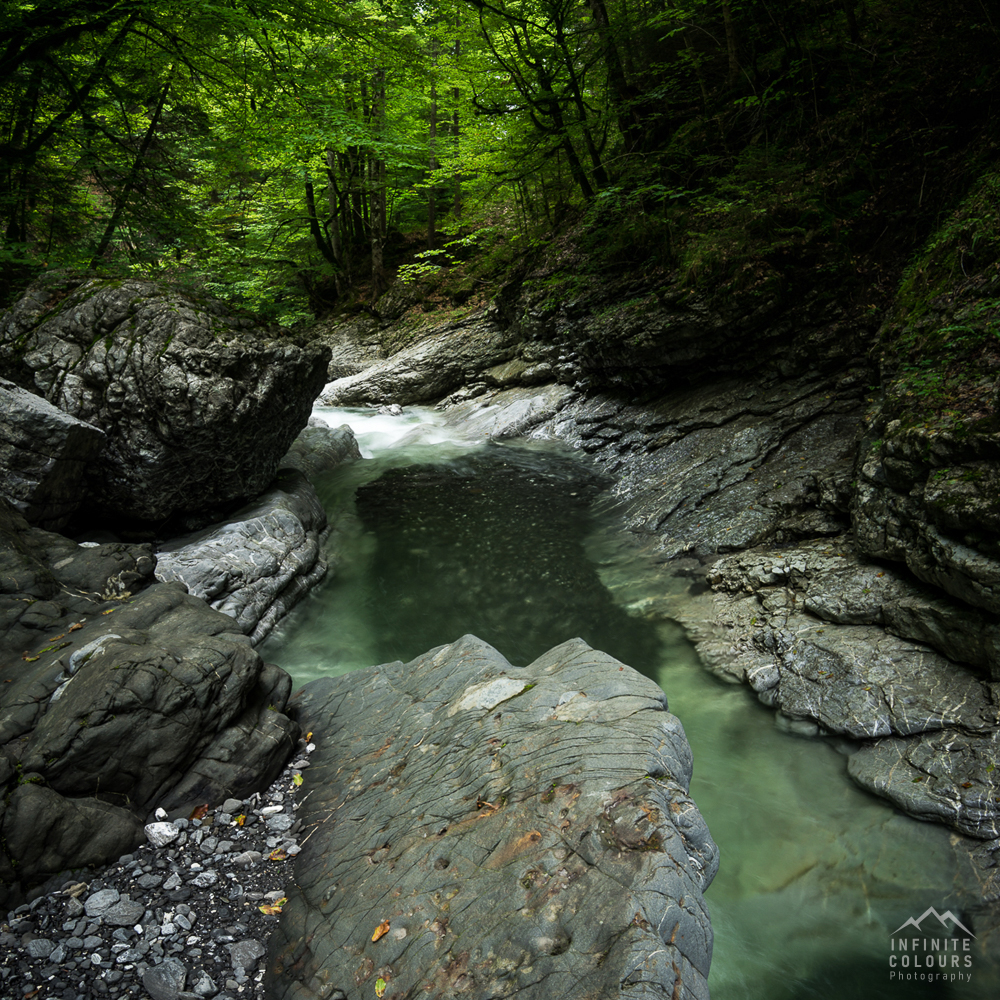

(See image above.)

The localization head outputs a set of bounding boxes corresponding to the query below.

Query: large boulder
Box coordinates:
[0,273,330,523]
[0,499,298,907]
[267,635,718,1000]
[0,377,105,530]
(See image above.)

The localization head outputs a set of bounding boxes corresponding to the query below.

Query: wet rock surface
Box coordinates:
[0,738,312,1000]
[0,500,298,908]
[663,537,1000,839]
[320,313,519,406]
[278,419,362,482]
[154,471,331,647]
[0,273,330,524]
[0,378,105,531]
[267,634,718,1000]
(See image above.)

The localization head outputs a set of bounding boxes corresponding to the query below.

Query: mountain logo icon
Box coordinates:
[891,907,975,938]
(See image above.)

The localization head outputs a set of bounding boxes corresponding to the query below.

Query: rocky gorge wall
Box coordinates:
[315,273,1000,938]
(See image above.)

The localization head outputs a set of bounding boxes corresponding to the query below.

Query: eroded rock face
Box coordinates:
[667,537,1000,839]
[267,635,717,1000]
[0,378,106,531]
[0,273,330,523]
[853,418,1000,617]
[154,470,331,646]
[0,499,298,907]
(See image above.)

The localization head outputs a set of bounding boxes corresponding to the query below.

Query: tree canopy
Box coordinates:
[2,1,998,322]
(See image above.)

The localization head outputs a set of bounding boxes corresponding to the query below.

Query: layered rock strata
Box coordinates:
[267,635,718,1000]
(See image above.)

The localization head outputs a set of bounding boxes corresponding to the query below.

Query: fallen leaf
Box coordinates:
[375,978,387,998]
[259,901,285,915]
[234,814,246,826]
[305,731,313,741]
[21,654,39,662]
[68,622,84,632]
[48,633,65,642]
[269,848,288,861]
[189,803,209,821]
[961,781,973,788]
[371,920,390,942]
[101,609,114,615]
[293,773,304,787]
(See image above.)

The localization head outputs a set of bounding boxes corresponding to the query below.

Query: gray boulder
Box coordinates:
[0,499,298,907]
[0,273,330,522]
[320,312,519,405]
[279,418,363,480]
[0,378,105,530]
[266,635,717,1000]
[154,469,331,646]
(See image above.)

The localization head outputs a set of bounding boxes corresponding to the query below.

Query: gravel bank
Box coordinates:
[1,736,314,1000]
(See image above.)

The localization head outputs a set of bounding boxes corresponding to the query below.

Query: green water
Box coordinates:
[262,407,999,999]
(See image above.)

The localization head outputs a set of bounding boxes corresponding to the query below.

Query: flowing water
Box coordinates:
[262,406,999,1000]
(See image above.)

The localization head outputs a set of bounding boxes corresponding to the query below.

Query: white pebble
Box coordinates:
[143,822,179,848]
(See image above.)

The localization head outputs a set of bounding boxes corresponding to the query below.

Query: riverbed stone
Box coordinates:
[143,957,188,1000]
[0,272,330,523]
[266,634,718,1000]
[320,312,519,406]
[154,469,331,645]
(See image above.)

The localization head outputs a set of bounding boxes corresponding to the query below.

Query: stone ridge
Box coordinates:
[266,634,717,1000]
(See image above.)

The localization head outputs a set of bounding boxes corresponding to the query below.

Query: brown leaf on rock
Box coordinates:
[371,920,390,942]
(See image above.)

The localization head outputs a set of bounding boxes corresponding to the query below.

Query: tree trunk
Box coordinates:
[89,75,171,268]
[722,1,740,86]
[428,42,438,251]
[453,37,462,218]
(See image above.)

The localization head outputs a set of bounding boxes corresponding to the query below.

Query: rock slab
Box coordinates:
[266,635,718,1000]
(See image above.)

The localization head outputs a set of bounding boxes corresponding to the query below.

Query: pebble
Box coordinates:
[1,741,314,999]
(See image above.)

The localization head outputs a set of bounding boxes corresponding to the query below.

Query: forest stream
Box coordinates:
[261,407,1000,1000]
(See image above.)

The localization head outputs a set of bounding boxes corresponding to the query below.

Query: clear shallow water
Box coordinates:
[262,406,999,1000]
